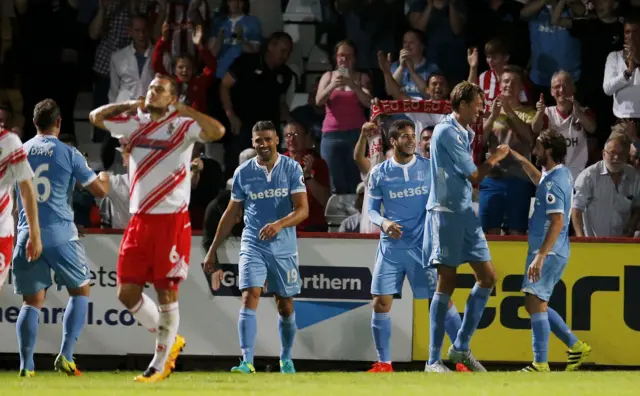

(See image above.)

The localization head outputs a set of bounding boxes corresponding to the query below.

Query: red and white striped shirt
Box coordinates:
[478,70,529,113]
[103,109,204,215]
[0,130,34,237]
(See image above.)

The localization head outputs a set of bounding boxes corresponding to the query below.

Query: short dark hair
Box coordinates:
[154,73,179,96]
[501,65,525,84]
[252,120,277,134]
[427,72,447,85]
[538,130,567,164]
[404,28,425,45]
[389,119,415,141]
[33,99,61,131]
[484,37,510,56]
[268,31,293,47]
[285,119,309,135]
[449,81,483,112]
[130,14,149,27]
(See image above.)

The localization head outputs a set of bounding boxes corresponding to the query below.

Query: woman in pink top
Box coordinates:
[316,40,372,194]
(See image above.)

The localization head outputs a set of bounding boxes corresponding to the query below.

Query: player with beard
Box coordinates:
[89,74,226,382]
[203,121,309,374]
[509,130,591,372]
[366,119,461,373]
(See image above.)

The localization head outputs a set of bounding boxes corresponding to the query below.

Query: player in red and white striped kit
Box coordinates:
[0,129,42,289]
[89,74,225,382]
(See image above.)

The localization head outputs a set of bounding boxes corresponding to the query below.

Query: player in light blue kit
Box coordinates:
[13,100,109,377]
[509,130,591,372]
[423,82,510,372]
[203,121,309,374]
[365,120,461,373]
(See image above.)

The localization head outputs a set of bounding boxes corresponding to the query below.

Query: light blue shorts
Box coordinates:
[238,250,301,297]
[423,208,491,268]
[521,254,568,302]
[12,234,90,296]
[371,244,436,299]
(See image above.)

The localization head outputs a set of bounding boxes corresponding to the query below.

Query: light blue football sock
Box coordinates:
[17,305,40,371]
[531,312,550,363]
[428,292,450,365]
[238,306,257,364]
[453,283,492,351]
[371,311,391,362]
[278,312,297,361]
[444,305,462,344]
[60,296,89,361]
[547,307,578,348]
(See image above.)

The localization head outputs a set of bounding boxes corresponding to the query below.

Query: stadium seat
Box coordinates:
[290,93,309,110]
[283,0,322,22]
[325,194,358,230]
[284,22,316,59]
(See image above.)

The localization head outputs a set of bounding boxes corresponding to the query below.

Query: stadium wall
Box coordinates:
[0,232,637,367]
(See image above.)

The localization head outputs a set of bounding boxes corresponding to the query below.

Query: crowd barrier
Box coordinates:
[0,232,637,366]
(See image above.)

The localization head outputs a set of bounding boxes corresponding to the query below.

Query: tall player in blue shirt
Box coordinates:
[203,121,308,374]
[509,130,591,373]
[423,82,510,372]
[366,120,461,373]
[13,100,109,377]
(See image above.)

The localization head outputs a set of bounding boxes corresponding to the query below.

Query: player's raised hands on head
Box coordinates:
[259,222,282,240]
[382,219,403,240]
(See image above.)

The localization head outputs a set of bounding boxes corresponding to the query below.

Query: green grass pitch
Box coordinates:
[3,371,640,396]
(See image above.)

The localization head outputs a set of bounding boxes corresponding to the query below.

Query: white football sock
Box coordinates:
[130,294,159,332]
[149,302,179,371]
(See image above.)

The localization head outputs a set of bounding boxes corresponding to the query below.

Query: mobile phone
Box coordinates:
[338,67,349,77]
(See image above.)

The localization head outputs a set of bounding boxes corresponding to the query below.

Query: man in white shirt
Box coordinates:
[603,20,640,124]
[108,15,154,104]
[533,71,596,180]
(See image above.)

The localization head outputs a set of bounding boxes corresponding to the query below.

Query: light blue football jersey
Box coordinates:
[427,115,477,213]
[368,155,431,249]
[231,154,306,257]
[17,135,97,247]
[528,165,573,258]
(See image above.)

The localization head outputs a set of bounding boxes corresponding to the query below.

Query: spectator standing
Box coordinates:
[572,135,640,237]
[219,31,294,177]
[390,29,439,98]
[316,40,372,194]
[152,22,217,112]
[521,0,582,104]
[603,19,640,131]
[532,71,596,180]
[108,15,154,103]
[480,66,536,235]
[284,121,331,232]
[157,0,211,59]
[408,0,468,84]
[568,0,623,142]
[84,0,155,141]
[15,0,82,140]
[208,0,262,79]
[468,38,529,113]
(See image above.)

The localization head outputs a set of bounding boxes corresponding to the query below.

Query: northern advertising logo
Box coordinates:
[202,264,387,329]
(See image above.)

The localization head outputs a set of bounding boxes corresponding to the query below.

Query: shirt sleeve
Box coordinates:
[245,17,263,44]
[572,168,592,211]
[71,148,98,187]
[367,165,382,200]
[230,168,246,202]
[438,126,477,178]
[103,115,139,139]
[182,118,204,143]
[7,135,34,183]
[544,181,566,215]
[289,161,307,194]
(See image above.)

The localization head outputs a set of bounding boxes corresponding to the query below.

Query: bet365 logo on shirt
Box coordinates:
[249,188,289,200]
[389,186,428,199]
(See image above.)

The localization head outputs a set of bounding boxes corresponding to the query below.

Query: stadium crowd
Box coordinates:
[1,0,640,242]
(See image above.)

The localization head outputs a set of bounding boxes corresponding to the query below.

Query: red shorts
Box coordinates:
[117,212,191,290]
[0,236,13,289]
